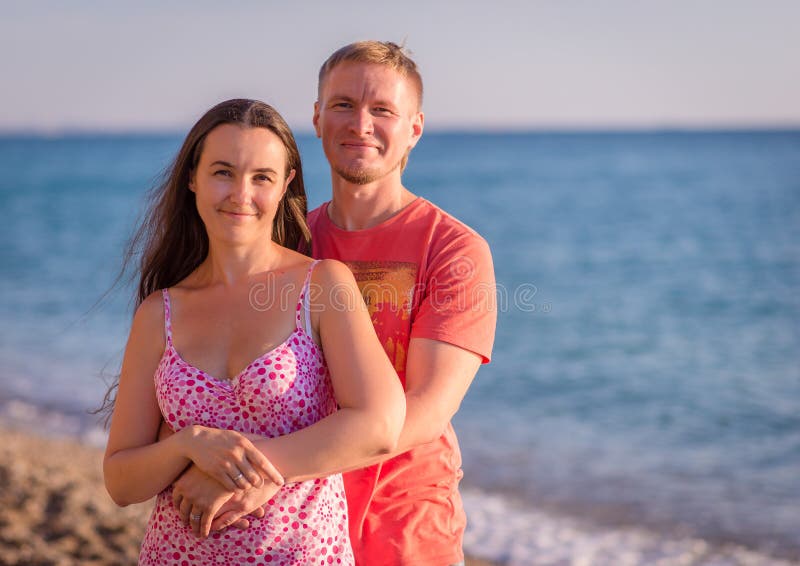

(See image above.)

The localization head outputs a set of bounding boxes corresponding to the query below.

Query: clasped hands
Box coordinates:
[161,422,284,539]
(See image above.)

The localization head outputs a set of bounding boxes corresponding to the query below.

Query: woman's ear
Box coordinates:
[282,169,296,198]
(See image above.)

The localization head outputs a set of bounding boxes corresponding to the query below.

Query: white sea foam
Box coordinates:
[0,397,107,447]
[462,489,799,566]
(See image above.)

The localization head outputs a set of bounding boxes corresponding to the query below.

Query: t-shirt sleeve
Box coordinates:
[410,232,497,363]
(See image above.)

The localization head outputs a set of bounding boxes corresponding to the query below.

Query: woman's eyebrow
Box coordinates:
[208,161,277,174]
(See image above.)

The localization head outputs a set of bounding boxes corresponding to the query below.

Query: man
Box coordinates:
[308,41,496,565]
[169,41,496,565]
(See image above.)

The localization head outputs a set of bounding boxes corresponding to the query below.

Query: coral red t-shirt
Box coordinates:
[308,197,496,565]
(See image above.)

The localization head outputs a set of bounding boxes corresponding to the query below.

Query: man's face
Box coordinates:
[313,62,423,185]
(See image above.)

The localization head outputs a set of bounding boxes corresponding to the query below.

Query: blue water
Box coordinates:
[1,131,799,561]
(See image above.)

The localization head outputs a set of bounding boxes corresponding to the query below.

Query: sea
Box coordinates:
[1,130,798,565]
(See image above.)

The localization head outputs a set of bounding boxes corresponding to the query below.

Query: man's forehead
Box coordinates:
[320,62,419,104]
[326,61,403,83]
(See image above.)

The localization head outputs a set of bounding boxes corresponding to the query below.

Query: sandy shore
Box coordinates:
[0,426,151,565]
[0,424,497,565]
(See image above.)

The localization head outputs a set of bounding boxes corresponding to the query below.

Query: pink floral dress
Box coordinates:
[139,261,353,565]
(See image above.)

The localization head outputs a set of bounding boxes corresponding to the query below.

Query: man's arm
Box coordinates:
[243,338,481,475]
[381,337,482,454]
[279,336,482,472]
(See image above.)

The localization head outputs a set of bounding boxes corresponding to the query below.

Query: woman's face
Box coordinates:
[189,124,295,248]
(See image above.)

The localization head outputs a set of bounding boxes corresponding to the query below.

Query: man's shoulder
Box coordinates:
[413,198,489,250]
[307,202,328,229]
[306,196,489,253]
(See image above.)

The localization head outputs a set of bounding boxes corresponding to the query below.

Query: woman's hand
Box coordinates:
[173,465,280,538]
[180,425,283,491]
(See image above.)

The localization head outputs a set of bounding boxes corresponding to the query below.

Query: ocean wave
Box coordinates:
[462,488,800,566]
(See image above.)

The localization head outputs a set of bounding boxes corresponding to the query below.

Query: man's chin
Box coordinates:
[335,166,382,185]
[334,161,402,186]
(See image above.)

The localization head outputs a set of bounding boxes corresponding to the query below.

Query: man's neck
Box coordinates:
[328,176,417,231]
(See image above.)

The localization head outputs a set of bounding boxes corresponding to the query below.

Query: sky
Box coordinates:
[1,0,799,133]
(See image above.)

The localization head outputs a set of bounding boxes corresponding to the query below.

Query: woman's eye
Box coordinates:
[213,169,232,177]
[254,174,273,183]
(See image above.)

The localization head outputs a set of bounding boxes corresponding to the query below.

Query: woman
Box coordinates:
[103,99,405,565]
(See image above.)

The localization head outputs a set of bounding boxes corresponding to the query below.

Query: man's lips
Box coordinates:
[341,140,380,150]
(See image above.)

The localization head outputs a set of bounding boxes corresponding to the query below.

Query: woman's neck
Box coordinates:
[194,240,284,287]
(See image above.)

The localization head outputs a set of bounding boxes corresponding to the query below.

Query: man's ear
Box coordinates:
[408,111,424,150]
[312,101,322,138]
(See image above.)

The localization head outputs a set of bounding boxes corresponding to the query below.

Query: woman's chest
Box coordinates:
[154,338,336,436]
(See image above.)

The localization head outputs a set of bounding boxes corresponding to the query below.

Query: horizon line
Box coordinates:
[2,123,800,139]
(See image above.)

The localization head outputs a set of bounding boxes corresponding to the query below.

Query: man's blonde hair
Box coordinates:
[317,40,423,109]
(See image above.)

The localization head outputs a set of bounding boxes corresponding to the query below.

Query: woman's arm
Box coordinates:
[249,259,406,482]
[103,293,276,506]
[171,260,406,533]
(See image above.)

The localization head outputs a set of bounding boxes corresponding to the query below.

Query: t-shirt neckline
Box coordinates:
[321,197,425,236]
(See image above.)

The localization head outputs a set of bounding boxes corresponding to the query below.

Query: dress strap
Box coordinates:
[295,260,321,333]
[161,289,173,345]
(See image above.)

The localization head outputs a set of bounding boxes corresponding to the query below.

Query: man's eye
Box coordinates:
[332,102,351,109]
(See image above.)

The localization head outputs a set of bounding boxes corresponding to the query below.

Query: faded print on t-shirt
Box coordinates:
[343,260,417,375]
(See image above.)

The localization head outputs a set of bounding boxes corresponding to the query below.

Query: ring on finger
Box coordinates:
[232,472,245,483]
[190,513,201,522]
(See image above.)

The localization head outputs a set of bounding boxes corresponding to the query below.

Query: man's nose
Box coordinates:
[349,107,374,136]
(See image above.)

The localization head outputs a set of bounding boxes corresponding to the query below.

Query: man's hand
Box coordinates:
[173,465,235,538]
[209,480,281,532]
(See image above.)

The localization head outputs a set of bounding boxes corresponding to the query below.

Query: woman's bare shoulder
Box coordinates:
[308,259,361,316]
[310,258,355,286]
[130,290,166,337]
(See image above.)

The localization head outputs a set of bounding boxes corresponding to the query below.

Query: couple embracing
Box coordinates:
[104,40,496,566]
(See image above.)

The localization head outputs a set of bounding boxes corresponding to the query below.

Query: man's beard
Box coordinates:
[334,158,402,185]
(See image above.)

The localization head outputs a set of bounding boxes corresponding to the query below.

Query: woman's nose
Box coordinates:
[229,177,252,204]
